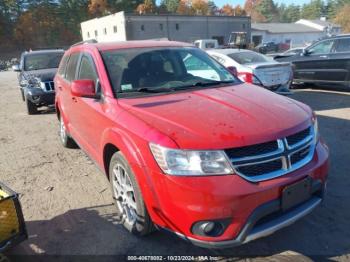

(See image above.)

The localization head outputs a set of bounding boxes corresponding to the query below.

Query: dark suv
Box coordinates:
[13,49,64,114]
[255,42,279,54]
[275,34,350,88]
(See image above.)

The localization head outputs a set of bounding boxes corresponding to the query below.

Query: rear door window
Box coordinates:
[335,38,350,53]
[65,53,80,82]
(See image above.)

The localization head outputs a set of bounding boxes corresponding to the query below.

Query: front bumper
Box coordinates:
[187,185,323,248]
[145,141,329,248]
[26,88,55,106]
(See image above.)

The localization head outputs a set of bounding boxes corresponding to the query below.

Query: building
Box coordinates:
[251,19,342,48]
[81,11,251,45]
[296,19,342,36]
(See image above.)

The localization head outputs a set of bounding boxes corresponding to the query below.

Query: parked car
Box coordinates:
[255,42,279,54]
[194,39,219,50]
[275,34,350,88]
[207,49,293,94]
[55,40,329,249]
[12,49,64,114]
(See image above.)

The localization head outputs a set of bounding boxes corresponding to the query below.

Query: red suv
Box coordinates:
[54,41,329,248]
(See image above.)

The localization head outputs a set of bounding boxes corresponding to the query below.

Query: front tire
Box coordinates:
[26,98,37,115]
[109,152,154,236]
[59,115,76,148]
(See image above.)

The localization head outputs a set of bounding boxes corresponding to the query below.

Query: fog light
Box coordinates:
[191,219,231,237]
[201,222,223,236]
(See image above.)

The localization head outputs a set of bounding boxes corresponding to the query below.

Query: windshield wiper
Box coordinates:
[121,81,236,94]
[134,87,174,93]
[173,80,235,90]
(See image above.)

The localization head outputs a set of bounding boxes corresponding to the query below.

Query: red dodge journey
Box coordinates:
[54,40,329,249]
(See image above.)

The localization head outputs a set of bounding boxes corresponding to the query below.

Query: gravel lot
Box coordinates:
[1,71,349,261]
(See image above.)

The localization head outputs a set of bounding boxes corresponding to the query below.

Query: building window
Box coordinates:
[141,25,145,31]
[176,23,179,30]
[103,28,107,35]
[94,30,98,37]
[87,32,90,38]
[160,24,163,31]
[242,24,246,29]
[113,26,117,33]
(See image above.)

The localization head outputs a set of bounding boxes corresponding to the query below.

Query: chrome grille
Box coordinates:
[286,127,311,147]
[42,81,55,92]
[225,141,278,159]
[236,159,283,177]
[226,126,315,182]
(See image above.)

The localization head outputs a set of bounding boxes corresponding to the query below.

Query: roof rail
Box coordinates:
[71,39,98,47]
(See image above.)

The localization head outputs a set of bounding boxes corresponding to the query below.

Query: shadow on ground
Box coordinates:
[6,89,350,260]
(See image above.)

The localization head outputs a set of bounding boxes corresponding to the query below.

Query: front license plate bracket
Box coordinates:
[282,177,312,211]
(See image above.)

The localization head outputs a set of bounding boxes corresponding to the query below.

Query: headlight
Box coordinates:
[149,143,233,176]
[20,79,28,86]
[28,77,42,88]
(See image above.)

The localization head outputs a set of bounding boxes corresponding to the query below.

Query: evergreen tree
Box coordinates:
[160,0,180,13]
[301,0,325,20]
[256,0,279,22]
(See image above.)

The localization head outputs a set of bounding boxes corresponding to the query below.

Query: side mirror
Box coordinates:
[227,66,238,77]
[71,79,97,98]
[302,49,310,56]
[12,64,21,72]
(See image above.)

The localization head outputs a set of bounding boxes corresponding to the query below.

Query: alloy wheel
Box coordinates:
[112,163,138,227]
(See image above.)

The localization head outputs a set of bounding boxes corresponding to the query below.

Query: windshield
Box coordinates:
[228,51,271,65]
[24,52,64,71]
[101,47,238,97]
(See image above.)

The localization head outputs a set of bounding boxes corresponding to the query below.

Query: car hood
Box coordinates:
[119,84,312,149]
[22,68,57,82]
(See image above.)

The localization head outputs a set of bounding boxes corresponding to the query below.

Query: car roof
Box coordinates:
[71,40,193,52]
[208,48,255,55]
[329,34,350,38]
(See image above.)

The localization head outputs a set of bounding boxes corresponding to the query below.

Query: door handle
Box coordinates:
[58,86,62,91]
[319,55,328,58]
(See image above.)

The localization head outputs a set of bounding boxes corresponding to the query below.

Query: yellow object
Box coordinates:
[0,184,27,252]
[0,198,20,244]
[0,189,9,199]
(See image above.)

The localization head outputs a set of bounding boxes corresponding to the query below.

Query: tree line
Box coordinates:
[1,0,350,52]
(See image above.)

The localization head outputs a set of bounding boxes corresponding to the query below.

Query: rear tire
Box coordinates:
[109,152,154,236]
[59,115,77,148]
[26,98,37,115]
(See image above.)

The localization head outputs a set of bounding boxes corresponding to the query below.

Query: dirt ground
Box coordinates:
[0,71,349,261]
